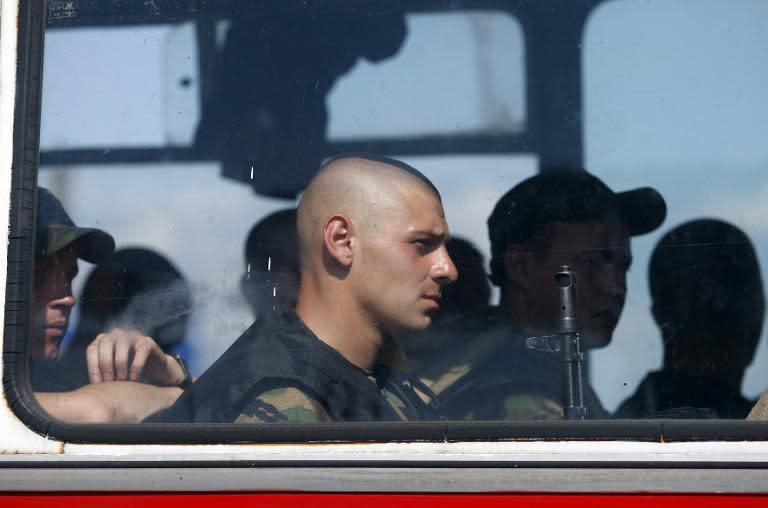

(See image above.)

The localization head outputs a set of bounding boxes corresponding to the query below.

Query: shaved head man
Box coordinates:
[296,156,455,366]
[157,155,457,423]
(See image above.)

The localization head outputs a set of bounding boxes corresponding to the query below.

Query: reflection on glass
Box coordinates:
[27,0,768,428]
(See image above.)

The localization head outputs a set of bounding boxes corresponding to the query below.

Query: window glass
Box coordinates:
[327,12,525,139]
[41,23,200,148]
[584,0,768,415]
[22,0,768,434]
[32,2,543,429]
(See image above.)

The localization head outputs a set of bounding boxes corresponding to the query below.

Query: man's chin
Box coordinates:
[415,312,435,330]
[42,338,61,361]
[582,313,619,349]
[390,316,433,338]
[581,329,613,349]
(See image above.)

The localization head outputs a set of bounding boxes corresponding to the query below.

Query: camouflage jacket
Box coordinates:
[406,306,608,420]
[155,310,437,423]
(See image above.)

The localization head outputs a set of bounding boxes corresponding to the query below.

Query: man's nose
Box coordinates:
[51,291,76,309]
[433,247,459,285]
[604,266,627,299]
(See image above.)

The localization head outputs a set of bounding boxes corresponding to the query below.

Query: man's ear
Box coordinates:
[323,214,354,268]
[503,243,535,286]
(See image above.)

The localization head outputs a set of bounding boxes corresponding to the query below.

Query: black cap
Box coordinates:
[36,187,115,264]
[488,171,666,285]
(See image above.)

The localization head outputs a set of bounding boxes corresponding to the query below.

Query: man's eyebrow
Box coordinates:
[409,228,449,240]
[582,246,633,266]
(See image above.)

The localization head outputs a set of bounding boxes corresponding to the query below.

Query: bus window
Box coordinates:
[6,0,768,441]
[327,11,526,140]
[41,23,200,149]
[584,0,768,418]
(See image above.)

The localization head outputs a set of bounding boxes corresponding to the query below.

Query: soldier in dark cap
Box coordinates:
[31,188,190,423]
[30,188,115,365]
[411,170,666,420]
[43,247,193,393]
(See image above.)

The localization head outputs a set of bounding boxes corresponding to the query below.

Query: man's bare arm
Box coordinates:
[748,389,768,420]
[36,382,183,424]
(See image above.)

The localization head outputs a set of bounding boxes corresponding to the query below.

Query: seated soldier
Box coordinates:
[38,247,193,393]
[408,171,666,420]
[155,154,458,422]
[31,188,190,423]
[616,219,764,419]
[240,208,300,319]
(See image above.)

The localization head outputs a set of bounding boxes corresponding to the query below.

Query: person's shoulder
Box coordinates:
[235,386,330,423]
[203,311,305,372]
[613,372,656,418]
[439,368,565,420]
[409,306,519,393]
[500,394,564,420]
[150,312,307,423]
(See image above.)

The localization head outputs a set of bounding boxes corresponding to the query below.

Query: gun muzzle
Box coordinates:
[556,266,578,334]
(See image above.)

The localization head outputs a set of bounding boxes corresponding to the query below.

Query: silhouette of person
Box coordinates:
[196,6,407,197]
[240,209,300,319]
[615,219,764,419]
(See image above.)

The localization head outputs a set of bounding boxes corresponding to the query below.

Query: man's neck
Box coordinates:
[295,287,384,373]
[499,299,549,338]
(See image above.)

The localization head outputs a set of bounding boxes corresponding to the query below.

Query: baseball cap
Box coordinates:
[36,187,115,264]
[488,170,666,285]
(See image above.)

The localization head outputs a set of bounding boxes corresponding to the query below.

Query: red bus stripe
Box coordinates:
[1,493,768,507]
